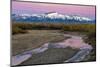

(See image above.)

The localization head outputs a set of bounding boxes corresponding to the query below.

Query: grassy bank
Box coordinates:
[12,22,95,34]
[83,31,96,61]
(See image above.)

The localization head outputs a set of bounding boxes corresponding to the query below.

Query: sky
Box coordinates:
[12,1,96,19]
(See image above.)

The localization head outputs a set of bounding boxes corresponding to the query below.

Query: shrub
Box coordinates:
[12,26,27,35]
[12,22,95,35]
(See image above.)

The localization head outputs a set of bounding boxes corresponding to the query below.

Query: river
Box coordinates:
[11,33,92,66]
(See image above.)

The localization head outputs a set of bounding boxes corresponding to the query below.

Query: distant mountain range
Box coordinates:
[12,12,95,24]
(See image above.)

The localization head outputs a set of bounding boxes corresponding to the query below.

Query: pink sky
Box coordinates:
[12,1,96,19]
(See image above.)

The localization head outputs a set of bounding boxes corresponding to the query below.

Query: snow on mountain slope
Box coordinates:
[12,12,94,23]
[46,12,66,19]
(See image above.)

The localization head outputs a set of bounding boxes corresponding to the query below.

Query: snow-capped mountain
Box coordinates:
[12,12,95,24]
[45,12,92,21]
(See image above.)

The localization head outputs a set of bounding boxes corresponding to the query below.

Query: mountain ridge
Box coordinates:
[12,12,95,24]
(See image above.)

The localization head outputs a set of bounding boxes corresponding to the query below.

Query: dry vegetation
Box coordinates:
[12,22,95,34]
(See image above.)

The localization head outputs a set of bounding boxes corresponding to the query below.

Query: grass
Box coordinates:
[83,31,96,61]
[12,26,27,35]
[12,22,95,34]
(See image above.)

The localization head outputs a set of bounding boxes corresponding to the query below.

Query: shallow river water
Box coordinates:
[12,34,92,66]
